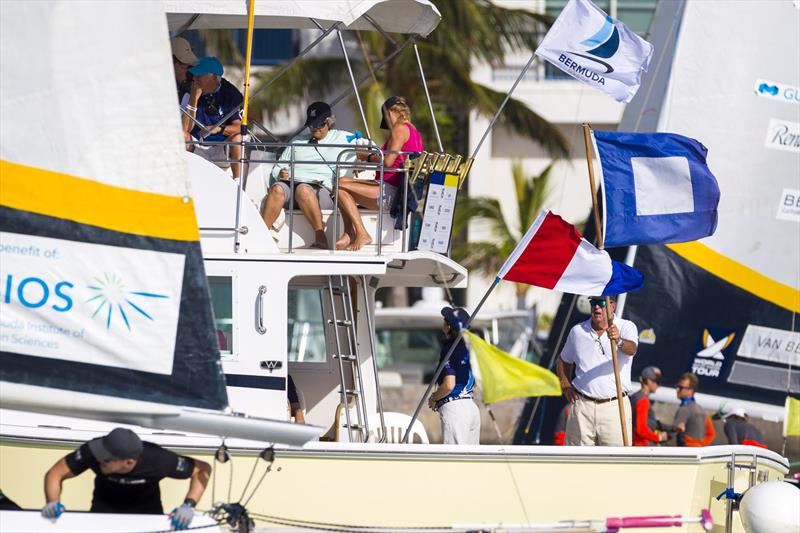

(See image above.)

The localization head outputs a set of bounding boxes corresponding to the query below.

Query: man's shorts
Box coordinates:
[191,137,230,167]
[271,180,334,210]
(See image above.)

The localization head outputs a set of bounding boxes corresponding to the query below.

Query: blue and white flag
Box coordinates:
[535,0,653,103]
[593,130,721,248]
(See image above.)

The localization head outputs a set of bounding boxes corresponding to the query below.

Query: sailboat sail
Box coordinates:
[0,1,227,410]
[617,0,800,412]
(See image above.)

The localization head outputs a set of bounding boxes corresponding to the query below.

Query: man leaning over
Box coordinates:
[180,56,244,180]
[557,295,638,446]
[42,428,210,530]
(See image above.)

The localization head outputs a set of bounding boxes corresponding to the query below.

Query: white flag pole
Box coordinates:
[582,123,629,446]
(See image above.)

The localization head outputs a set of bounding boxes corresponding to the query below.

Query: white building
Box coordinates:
[466,0,657,317]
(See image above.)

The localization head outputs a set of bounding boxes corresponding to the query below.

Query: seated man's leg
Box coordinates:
[262,182,287,229]
[335,189,373,251]
[295,184,328,249]
[184,131,195,152]
[227,133,242,180]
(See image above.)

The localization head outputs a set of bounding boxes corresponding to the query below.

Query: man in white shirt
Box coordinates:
[557,295,638,446]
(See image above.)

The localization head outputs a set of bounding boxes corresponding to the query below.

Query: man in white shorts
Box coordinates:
[180,57,243,180]
[557,295,638,446]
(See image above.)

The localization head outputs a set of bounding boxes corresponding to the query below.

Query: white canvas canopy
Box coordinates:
[164,0,441,36]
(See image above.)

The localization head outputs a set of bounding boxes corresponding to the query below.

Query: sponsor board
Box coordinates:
[754,79,800,106]
[736,324,800,367]
[764,118,800,153]
[777,188,800,222]
[0,232,185,374]
[690,327,736,378]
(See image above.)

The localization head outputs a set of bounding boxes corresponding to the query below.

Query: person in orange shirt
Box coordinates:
[629,366,669,446]
[553,404,569,445]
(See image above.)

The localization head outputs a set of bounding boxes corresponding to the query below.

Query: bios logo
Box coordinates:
[754,79,800,105]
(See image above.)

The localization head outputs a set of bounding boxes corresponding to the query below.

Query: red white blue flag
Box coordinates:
[497,211,643,296]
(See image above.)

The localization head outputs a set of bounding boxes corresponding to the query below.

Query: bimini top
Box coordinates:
[164,0,442,36]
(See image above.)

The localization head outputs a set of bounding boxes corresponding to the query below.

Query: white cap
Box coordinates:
[170,37,198,65]
[723,405,747,419]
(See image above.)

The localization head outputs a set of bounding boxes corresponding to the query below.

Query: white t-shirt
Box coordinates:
[560,316,639,399]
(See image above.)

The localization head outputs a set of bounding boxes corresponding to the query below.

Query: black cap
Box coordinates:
[379,96,405,129]
[640,366,662,383]
[441,306,470,325]
[305,101,332,128]
[88,428,143,461]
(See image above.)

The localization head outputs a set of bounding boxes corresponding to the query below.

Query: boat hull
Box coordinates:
[0,436,788,531]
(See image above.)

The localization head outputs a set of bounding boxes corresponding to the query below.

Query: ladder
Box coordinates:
[325,275,369,442]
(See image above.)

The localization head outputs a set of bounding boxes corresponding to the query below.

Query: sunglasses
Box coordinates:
[588,299,607,308]
[676,385,693,390]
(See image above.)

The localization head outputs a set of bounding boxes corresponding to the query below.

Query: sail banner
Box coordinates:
[0,1,227,410]
[535,0,653,103]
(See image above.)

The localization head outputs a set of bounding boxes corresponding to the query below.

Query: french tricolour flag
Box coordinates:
[497,210,643,296]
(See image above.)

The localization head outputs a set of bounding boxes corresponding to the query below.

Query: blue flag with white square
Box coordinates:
[593,130,720,247]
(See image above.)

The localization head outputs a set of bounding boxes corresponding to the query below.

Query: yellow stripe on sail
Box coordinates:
[667,241,800,314]
[464,330,561,404]
[785,396,800,437]
[0,160,199,242]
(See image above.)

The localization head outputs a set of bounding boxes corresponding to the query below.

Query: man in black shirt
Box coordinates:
[41,428,211,530]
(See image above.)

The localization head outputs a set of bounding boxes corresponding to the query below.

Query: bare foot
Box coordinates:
[347,233,373,251]
[335,233,352,250]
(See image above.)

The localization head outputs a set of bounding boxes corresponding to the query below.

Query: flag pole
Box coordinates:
[582,123,630,446]
[401,278,500,443]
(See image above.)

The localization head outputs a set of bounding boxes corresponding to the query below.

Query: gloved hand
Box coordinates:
[42,501,65,520]
[170,502,195,530]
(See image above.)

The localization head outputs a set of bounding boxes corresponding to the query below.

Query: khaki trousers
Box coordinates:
[565,395,632,446]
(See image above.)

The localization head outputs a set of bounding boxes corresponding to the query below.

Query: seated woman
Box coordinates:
[335,96,423,251]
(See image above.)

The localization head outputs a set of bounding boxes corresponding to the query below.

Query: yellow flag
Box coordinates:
[464,330,561,404]
[784,396,800,437]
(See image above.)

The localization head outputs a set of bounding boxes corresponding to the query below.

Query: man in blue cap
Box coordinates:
[427,306,480,444]
[180,56,244,180]
[41,427,210,530]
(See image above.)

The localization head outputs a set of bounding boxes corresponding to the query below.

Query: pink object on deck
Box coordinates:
[604,509,713,532]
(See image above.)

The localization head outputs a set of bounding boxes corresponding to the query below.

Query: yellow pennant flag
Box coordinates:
[464,330,561,404]
[784,396,800,437]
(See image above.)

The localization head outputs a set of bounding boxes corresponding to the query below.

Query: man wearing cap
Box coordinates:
[42,428,211,529]
[170,36,198,102]
[180,56,244,180]
[427,306,480,444]
[261,101,357,249]
[721,406,766,448]
[629,366,669,446]
[557,295,638,446]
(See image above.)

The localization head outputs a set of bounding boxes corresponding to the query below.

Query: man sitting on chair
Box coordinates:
[261,102,356,249]
[180,56,244,180]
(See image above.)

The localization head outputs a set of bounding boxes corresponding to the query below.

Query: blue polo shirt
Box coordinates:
[436,336,474,407]
[180,78,243,142]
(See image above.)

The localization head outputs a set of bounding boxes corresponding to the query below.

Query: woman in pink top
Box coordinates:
[335,96,424,251]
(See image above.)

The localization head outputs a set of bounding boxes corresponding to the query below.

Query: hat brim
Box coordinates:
[88,437,116,461]
[306,116,329,129]
[379,116,388,130]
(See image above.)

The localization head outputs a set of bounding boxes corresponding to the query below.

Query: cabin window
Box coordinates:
[208,276,234,357]
[287,288,327,363]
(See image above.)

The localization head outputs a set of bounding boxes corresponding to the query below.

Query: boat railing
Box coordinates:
[187,135,469,256]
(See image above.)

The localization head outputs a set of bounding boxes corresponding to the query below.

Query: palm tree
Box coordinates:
[452,160,552,309]
[202,0,569,159]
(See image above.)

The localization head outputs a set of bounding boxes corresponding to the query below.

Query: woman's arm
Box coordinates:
[377,123,410,168]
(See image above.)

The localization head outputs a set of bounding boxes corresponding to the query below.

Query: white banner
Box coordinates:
[0,232,185,375]
[535,0,653,103]
[737,324,800,366]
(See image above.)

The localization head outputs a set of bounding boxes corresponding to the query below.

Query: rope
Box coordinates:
[237,455,260,503]
[248,512,456,532]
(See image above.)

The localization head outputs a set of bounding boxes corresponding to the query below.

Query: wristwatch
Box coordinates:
[183,498,197,508]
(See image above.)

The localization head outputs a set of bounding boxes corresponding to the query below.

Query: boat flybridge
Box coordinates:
[0,1,792,532]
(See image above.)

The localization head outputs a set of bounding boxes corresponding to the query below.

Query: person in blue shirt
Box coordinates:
[427,306,480,444]
[180,57,244,180]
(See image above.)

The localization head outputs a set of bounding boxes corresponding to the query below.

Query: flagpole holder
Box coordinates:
[582,123,630,447]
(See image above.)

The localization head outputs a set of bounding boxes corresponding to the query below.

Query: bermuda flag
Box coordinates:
[497,210,643,296]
